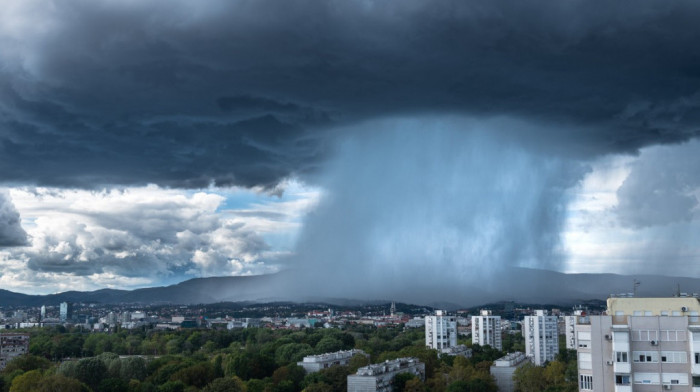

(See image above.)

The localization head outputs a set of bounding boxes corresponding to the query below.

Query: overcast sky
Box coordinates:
[1,0,700,295]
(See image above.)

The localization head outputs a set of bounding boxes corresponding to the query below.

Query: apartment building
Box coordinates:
[425,310,458,351]
[574,296,700,391]
[347,357,425,392]
[472,309,502,350]
[524,309,559,365]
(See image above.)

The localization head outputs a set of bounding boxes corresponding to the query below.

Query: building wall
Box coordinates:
[0,333,29,370]
[347,358,425,392]
[472,311,502,350]
[425,311,458,351]
[524,310,559,366]
[576,297,700,392]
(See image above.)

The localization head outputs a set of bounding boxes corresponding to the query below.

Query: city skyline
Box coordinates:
[1,1,700,296]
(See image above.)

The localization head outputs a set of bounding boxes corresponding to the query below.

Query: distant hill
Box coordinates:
[0,268,698,307]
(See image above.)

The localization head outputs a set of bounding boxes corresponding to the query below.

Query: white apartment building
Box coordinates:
[298,349,368,373]
[566,310,585,350]
[425,310,458,352]
[574,296,700,391]
[472,310,502,350]
[524,309,559,365]
[347,357,425,392]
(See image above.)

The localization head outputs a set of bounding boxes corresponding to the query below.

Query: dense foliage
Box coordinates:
[0,324,573,392]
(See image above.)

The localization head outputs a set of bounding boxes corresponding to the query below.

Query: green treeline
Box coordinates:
[0,325,576,392]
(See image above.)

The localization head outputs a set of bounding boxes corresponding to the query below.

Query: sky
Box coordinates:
[1,0,700,296]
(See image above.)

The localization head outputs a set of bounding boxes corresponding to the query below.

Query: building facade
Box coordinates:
[298,349,368,373]
[575,296,700,391]
[490,352,530,392]
[347,357,425,392]
[0,333,29,370]
[59,302,72,322]
[566,310,585,350]
[524,309,559,366]
[472,310,502,350]
[425,310,458,351]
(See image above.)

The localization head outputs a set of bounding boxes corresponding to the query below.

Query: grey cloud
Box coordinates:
[0,192,28,247]
[280,119,588,302]
[2,1,700,188]
[616,140,700,228]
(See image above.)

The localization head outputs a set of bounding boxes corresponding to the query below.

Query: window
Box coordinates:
[660,352,687,363]
[631,330,658,341]
[616,352,628,363]
[633,351,658,363]
[695,352,700,364]
[693,376,700,387]
[579,375,593,390]
[615,375,630,385]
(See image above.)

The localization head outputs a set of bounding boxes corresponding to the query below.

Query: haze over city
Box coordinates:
[1,0,700,303]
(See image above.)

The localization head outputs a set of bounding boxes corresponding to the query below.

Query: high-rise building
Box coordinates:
[524,310,559,366]
[425,310,458,351]
[40,305,46,320]
[472,310,502,350]
[565,309,585,350]
[59,302,72,322]
[574,296,700,391]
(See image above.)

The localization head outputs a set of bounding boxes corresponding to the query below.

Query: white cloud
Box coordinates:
[563,143,700,276]
[1,182,319,294]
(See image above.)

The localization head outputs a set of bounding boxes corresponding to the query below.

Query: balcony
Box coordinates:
[615,386,631,392]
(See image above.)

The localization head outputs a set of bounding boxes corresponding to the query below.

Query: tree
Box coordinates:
[404,378,426,392]
[513,363,547,392]
[1,355,51,374]
[393,373,417,392]
[9,369,43,392]
[37,374,91,392]
[201,377,247,392]
[75,356,108,390]
[302,382,332,392]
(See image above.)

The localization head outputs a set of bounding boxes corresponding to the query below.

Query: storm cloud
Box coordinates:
[2,0,700,190]
[1,1,700,296]
[0,191,27,246]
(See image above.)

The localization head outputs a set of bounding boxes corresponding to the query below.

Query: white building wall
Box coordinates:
[471,310,502,350]
[425,310,458,351]
[524,310,559,366]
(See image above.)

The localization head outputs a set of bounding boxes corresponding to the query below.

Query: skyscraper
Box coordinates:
[59,302,72,322]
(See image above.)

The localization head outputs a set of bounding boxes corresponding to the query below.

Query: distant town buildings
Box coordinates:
[523,309,559,366]
[347,357,425,392]
[574,296,700,391]
[472,310,502,350]
[490,352,529,392]
[425,310,458,351]
[0,333,29,370]
[298,349,368,373]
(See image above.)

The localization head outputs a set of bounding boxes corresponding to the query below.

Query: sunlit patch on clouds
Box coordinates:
[563,140,700,276]
[0,180,320,294]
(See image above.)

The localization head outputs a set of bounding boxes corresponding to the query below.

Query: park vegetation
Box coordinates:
[0,324,576,391]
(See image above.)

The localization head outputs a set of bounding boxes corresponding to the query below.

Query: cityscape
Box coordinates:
[1,0,700,391]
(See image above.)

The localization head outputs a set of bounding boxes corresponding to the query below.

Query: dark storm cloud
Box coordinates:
[2,0,700,188]
[0,192,28,246]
